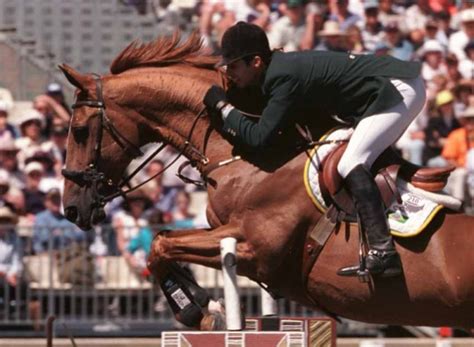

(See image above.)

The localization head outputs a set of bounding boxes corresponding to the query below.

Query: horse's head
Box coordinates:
[59,64,145,230]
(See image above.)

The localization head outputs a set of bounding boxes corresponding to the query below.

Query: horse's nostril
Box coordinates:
[64,206,78,223]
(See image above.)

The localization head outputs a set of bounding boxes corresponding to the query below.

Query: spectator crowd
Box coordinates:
[0,0,473,316]
[191,0,474,203]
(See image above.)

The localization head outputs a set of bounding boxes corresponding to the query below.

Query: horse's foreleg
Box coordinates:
[148,224,253,277]
[147,224,251,330]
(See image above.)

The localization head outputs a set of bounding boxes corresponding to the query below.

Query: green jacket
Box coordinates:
[222,50,421,149]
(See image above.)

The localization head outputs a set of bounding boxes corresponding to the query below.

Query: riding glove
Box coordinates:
[203,85,228,112]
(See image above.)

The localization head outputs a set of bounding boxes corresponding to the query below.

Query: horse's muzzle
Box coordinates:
[64,206,78,224]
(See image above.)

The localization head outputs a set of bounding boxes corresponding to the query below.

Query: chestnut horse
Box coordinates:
[61,33,474,329]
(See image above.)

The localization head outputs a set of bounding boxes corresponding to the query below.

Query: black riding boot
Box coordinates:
[337,164,402,278]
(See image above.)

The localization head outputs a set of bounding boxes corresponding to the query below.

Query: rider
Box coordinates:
[203,21,426,278]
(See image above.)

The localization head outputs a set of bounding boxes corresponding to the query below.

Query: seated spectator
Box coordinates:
[329,0,362,32]
[0,138,24,191]
[346,24,366,53]
[378,0,405,29]
[453,81,472,117]
[425,90,461,166]
[315,20,349,52]
[15,110,45,170]
[112,188,151,262]
[156,145,200,195]
[445,53,462,91]
[395,115,426,165]
[22,162,46,218]
[459,40,474,80]
[448,8,474,61]
[299,2,325,51]
[25,151,62,193]
[0,101,17,143]
[33,93,70,138]
[382,21,414,61]
[32,188,84,254]
[126,209,165,275]
[0,170,23,215]
[144,159,175,214]
[169,191,196,230]
[450,0,473,30]
[0,205,24,310]
[439,106,474,201]
[431,12,453,47]
[41,125,68,171]
[404,0,434,35]
[267,0,306,52]
[199,0,236,49]
[419,40,447,99]
[45,83,71,115]
[360,0,385,52]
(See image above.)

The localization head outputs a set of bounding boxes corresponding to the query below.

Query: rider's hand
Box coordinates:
[203,85,228,112]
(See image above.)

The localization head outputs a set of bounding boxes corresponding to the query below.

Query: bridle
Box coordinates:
[62,73,209,223]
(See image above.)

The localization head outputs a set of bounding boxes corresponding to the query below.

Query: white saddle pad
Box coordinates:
[303,128,458,238]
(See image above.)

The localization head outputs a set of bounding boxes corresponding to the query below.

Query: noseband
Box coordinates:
[62,73,209,217]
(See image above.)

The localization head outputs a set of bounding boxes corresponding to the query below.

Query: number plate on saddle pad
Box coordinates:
[303,128,444,238]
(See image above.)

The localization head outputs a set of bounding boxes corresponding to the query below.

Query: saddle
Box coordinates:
[301,142,455,290]
[319,143,455,219]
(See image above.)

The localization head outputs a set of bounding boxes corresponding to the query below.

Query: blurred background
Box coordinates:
[0,0,473,343]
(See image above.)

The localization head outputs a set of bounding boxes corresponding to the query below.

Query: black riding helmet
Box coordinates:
[217,21,272,67]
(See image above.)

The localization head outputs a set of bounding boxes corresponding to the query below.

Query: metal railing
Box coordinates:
[0,224,320,336]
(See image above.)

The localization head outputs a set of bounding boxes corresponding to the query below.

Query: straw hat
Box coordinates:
[319,21,347,37]
[123,188,153,210]
[0,205,18,224]
[435,90,454,107]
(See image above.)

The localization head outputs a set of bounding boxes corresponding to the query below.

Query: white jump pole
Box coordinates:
[260,288,278,316]
[220,237,242,331]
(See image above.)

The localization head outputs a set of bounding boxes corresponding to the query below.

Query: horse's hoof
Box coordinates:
[200,312,226,331]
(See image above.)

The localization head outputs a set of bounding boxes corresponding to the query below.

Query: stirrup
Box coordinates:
[337,216,370,282]
[337,262,370,282]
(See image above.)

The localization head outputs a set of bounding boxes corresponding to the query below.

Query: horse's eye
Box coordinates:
[72,126,89,143]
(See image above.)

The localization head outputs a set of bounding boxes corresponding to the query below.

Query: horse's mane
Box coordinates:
[110,31,220,74]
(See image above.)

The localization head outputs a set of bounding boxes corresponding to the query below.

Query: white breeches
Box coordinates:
[337,76,426,178]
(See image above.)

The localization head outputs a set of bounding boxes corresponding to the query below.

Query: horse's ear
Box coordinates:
[58,64,88,90]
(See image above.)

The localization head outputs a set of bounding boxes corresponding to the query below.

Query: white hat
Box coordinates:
[0,138,18,152]
[420,40,445,56]
[460,106,474,118]
[461,8,474,23]
[0,169,9,185]
[25,161,44,175]
[46,82,62,93]
[319,21,347,37]
[18,109,44,127]
[0,101,8,113]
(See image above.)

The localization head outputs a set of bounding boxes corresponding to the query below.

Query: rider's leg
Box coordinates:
[336,76,426,277]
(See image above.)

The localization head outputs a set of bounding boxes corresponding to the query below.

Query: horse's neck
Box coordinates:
[113,67,233,171]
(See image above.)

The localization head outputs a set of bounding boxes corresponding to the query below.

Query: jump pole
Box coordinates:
[261,288,278,316]
[220,237,242,330]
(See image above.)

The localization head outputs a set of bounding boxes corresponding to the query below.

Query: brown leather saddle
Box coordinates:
[318,143,455,219]
[300,142,455,292]
[302,143,455,300]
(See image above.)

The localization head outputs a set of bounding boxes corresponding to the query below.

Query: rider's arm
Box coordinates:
[221,75,302,149]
